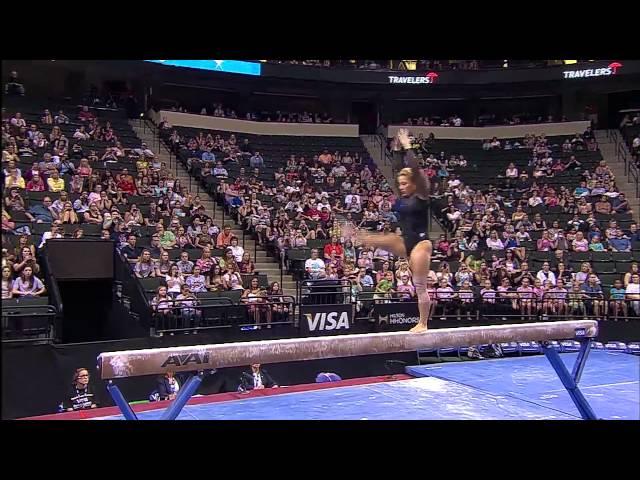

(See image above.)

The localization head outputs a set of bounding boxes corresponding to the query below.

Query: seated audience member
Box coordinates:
[305,249,326,279]
[134,250,156,278]
[238,363,278,391]
[12,266,46,297]
[149,371,181,402]
[63,368,98,412]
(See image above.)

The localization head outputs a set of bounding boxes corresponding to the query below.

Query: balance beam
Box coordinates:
[97,320,597,379]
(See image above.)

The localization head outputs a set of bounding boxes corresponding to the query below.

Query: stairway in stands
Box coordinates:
[595,129,640,223]
[128,120,299,299]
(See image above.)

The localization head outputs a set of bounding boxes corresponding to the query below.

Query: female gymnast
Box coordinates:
[355,128,434,333]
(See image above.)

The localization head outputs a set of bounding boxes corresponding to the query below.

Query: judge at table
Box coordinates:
[238,363,278,392]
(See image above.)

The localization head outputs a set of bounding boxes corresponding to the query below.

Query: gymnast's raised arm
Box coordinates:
[396,128,430,199]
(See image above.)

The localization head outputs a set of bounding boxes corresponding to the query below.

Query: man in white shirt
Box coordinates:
[39,222,64,248]
[536,262,557,286]
[305,249,326,279]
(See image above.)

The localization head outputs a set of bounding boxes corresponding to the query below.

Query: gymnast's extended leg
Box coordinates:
[357,230,408,258]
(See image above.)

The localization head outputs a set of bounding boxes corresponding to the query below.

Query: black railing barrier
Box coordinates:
[2,305,58,342]
[297,279,352,306]
[115,253,153,329]
[151,294,296,335]
[349,289,640,323]
[40,252,64,340]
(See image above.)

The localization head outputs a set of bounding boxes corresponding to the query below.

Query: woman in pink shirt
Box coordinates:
[572,231,589,252]
[517,278,535,318]
[536,230,555,251]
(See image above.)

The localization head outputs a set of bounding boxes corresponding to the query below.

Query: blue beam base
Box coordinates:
[542,340,598,420]
[107,373,203,421]
[107,381,138,421]
[160,373,203,420]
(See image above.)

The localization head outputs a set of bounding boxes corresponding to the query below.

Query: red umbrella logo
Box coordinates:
[426,72,439,83]
[608,62,622,74]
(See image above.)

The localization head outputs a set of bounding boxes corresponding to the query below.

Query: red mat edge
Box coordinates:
[21,374,412,420]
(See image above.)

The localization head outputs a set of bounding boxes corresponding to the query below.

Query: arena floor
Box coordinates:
[85,351,638,420]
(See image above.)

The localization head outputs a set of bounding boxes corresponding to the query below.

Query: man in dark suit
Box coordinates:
[238,364,278,392]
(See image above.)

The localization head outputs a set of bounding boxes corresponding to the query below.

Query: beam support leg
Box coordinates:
[160,373,203,421]
[107,381,138,421]
[542,341,598,420]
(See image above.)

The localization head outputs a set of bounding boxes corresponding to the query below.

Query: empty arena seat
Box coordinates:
[604,341,628,352]
[498,342,520,354]
[626,343,640,355]
[518,341,543,353]
[560,340,582,352]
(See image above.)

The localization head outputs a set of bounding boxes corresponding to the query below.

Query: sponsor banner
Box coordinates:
[373,302,420,332]
[563,62,622,80]
[262,60,640,85]
[299,304,353,336]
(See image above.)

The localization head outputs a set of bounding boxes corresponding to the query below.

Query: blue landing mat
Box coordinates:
[406,351,640,420]
[94,377,575,420]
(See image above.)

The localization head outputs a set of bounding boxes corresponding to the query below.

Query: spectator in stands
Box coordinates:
[156,223,176,250]
[305,249,326,279]
[47,170,65,192]
[12,265,46,297]
[216,225,234,249]
[5,71,25,96]
[238,363,278,392]
[120,234,140,260]
[25,172,46,192]
[611,193,632,214]
[572,231,589,252]
[239,252,255,274]
[486,230,505,250]
[83,203,103,225]
[151,286,174,326]
[27,195,58,223]
[609,279,628,319]
[2,265,14,299]
[629,224,640,243]
[184,265,207,292]
[595,196,612,215]
[242,277,268,325]
[165,265,185,296]
[63,368,98,412]
[626,274,640,316]
[134,250,156,278]
[150,370,181,402]
[54,110,69,124]
[78,106,95,123]
[4,168,25,189]
[222,264,244,291]
[38,221,63,249]
[155,251,173,277]
[536,262,557,287]
[609,230,631,252]
[249,151,264,169]
[581,274,604,317]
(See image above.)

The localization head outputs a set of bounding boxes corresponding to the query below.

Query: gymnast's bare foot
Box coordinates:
[409,324,428,333]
